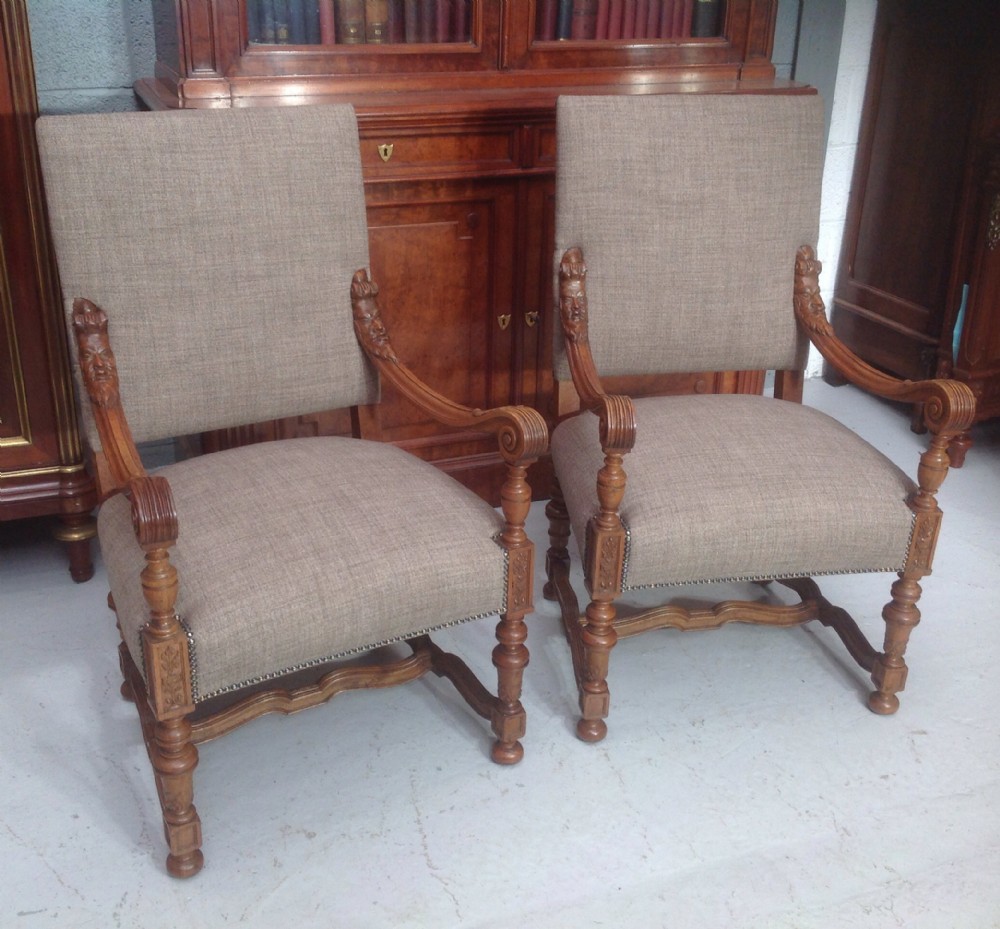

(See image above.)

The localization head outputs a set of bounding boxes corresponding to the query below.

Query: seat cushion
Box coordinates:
[551,395,918,590]
[99,437,507,701]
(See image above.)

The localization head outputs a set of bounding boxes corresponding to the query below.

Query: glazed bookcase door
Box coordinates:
[502,0,777,81]
[145,0,500,107]
[142,0,777,108]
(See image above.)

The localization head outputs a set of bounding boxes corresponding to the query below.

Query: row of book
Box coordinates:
[248,0,720,46]
[536,0,722,41]
[248,1,472,46]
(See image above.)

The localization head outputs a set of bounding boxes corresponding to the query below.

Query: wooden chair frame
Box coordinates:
[544,245,976,743]
[71,270,546,878]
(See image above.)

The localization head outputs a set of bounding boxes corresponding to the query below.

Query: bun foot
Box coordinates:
[576,718,607,742]
[867,690,900,715]
[491,740,524,765]
[166,849,204,879]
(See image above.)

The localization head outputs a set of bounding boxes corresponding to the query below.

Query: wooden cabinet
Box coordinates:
[0,0,95,578]
[139,0,789,502]
[831,0,1000,457]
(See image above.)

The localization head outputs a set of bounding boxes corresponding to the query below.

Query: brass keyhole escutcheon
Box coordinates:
[497,314,511,330]
[525,311,539,327]
[377,143,394,163]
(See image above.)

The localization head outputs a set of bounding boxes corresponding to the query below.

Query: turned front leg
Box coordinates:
[870,434,950,714]
[151,716,203,877]
[869,574,923,714]
[492,462,533,765]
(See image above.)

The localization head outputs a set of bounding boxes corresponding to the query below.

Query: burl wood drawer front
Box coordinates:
[358,127,519,181]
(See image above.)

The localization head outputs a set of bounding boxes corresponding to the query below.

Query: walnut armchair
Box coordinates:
[545,95,975,743]
[36,105,546,877]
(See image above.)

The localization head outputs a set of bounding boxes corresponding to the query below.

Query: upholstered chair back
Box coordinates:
[553,94,825,381]
[37,105,377,451]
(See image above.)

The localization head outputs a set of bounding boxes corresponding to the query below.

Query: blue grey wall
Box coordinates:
[27,0,154,114]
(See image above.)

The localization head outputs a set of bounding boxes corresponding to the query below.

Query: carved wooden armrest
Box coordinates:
[558,248,637,457]
[125,474,180,549]
[71,298,147,494]
[350,270,548,465]
[793,247,976,437]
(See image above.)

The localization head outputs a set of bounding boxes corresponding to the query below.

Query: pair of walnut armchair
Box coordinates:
[37,96,973,878]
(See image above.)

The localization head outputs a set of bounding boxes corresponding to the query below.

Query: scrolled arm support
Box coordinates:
[350,269,547,464]
[558,248,637,455]
[793,247,976,437]
[127,474,180,549]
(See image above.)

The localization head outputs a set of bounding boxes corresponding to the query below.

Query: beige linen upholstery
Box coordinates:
[100,438,506,701]
[551,395,917,590]
[553,94,823,381]
[36,105,376,449]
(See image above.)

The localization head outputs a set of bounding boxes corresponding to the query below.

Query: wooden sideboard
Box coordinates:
[831,0,999,461]
[0,0,95,578]
[138,0,797,503]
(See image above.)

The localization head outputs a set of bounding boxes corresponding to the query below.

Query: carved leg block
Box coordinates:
[490,705,526,765]
[577,690,610,743]
[869,576,922,715]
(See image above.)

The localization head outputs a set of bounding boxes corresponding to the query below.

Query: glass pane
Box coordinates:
[534,0,722,42]
[247,1,474,46]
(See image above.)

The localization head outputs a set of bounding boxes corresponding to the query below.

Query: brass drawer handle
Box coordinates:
[497,314,511,330]
[525,311,539,327]
[377,143,394,163]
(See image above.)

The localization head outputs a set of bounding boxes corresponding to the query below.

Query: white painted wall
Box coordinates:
[811,0,878,375]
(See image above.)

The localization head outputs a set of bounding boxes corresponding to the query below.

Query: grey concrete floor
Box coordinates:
[2,380,998,928]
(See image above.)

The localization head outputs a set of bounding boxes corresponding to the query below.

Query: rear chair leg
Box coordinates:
[544,480,571,601]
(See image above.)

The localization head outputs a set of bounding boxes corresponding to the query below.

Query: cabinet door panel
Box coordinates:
[517,176,555,417]
[365,179,517,454]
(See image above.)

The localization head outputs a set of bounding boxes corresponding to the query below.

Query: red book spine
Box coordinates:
[454,0,469,41]
[319,0,336,43]
[680,0,694,36]
[436,0,452,40]
[644,0,659,36]
[607,0,623,38]
[387,0,404,41]
[672,0,684,37]
[634,0,649,38]
[538,0,558,40]
[571,0,599,39]
[595,0,610,38]
[419,0,435,41]
[404,0,419,41]
[659,0,675,37]
[621,0,636,38]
